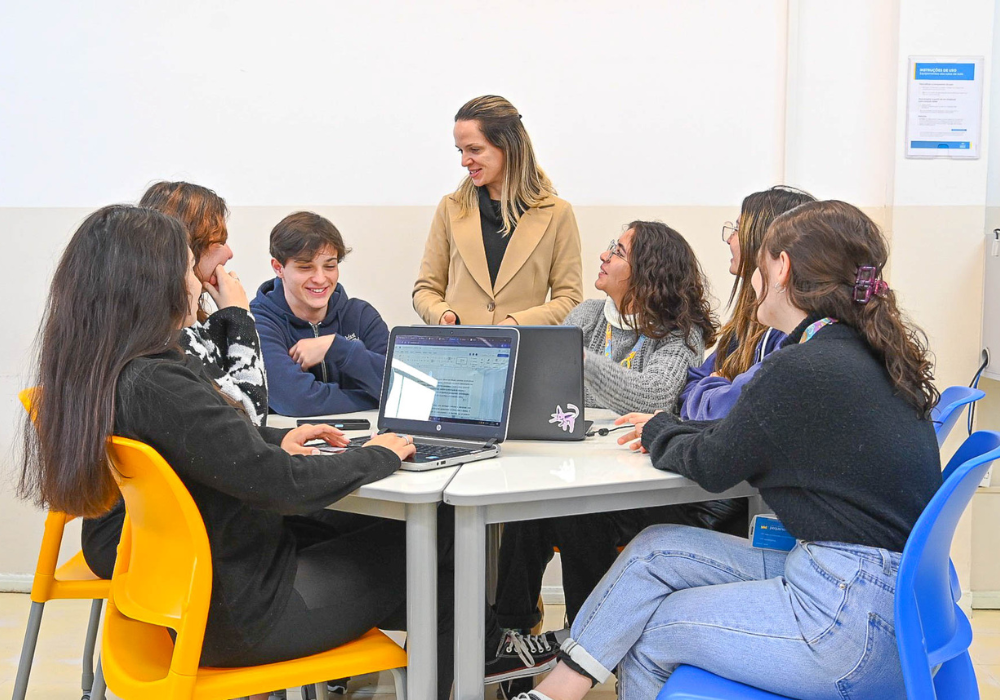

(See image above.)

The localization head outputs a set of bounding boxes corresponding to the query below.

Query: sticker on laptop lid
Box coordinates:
[549,404,580,432]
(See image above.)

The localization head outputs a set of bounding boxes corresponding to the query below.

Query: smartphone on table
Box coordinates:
[297,418,371,431]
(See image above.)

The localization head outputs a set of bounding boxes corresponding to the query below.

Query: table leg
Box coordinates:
[454,505,487,700]
[406,502,438,700]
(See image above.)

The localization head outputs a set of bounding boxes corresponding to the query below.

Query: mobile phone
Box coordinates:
[297,418,371,431]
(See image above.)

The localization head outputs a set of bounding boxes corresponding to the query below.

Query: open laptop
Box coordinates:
[507,326,589,441]
[320,325,519,471]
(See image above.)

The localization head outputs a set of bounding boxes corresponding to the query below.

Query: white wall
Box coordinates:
[0,0,784,208]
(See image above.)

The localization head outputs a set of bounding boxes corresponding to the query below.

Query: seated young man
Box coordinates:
[251,211,389,416]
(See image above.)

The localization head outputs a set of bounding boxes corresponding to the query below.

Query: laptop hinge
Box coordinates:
[487,438,498,447]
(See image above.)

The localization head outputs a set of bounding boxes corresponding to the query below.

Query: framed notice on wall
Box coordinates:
[905,56,984,159]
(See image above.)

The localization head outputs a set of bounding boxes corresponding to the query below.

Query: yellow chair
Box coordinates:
[13,388,110,700]
[102,436,408,699]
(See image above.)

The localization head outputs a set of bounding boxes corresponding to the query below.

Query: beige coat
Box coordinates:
[413,193,583,326]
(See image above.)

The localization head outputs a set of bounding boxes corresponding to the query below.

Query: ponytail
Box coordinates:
[761,201,939,417]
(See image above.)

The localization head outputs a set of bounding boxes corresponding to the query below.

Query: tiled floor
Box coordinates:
[0,593,997,698]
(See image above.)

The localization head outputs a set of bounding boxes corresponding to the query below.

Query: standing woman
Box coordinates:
[413,95,583,326]
[680,186,815,420]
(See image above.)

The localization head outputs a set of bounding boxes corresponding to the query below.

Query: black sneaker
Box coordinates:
[484,629,560,684]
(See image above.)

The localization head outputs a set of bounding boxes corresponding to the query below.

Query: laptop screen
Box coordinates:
[377,326,520,442]
[385,334,513,426]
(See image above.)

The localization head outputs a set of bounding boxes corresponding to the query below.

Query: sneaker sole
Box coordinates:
[485,656,558,685]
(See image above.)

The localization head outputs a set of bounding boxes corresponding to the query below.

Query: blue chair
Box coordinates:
[932,385,985,447]
[656,430,1000,700]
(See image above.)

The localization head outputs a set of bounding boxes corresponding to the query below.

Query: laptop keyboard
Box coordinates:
[345,436,478,463]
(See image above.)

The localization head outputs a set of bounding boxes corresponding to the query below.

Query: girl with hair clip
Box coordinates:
[413,95,583,326]
[17,206,491,700]
[681,185,816,420]
[508,201,942,700]
[488,222,720,691]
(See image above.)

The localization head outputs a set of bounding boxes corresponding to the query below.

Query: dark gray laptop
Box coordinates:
[321,325,520,470]
[506,326,587,441]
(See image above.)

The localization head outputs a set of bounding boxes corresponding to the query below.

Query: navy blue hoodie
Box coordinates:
[250,278,389,416]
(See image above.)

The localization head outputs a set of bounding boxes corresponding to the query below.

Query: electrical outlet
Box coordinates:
[981,464,994,488]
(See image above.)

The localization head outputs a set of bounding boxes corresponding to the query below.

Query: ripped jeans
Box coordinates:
[559,524,906,700]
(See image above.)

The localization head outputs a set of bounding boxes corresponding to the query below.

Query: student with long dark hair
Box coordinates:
[413,95,583,326]
[509,201,941,700]
[16,206,486,700]
[681,185,815,420]
[488,222,722,688]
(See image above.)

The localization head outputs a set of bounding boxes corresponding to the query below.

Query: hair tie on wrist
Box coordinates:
[853,265,889,304]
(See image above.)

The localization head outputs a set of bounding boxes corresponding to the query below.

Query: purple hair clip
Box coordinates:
[853,266,889,304]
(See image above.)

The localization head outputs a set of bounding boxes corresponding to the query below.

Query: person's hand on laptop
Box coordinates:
[289,335,336,370]
[282,423,349,455]
[614,412,660,453]
[364,432,417,462]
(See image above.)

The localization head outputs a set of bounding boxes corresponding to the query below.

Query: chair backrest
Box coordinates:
[931,386,986,448]
[18,388,74,600]
[104,436,213,685]
[895,430,1000,699]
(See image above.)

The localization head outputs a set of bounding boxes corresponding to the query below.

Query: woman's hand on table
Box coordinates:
[614,412,657,452]
[364,432,417,462]
[281,423,349,455]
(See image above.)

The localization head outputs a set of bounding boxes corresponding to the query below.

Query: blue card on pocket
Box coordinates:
[750,514,796,552]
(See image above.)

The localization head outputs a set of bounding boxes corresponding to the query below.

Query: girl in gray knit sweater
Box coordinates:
[491,222,721,677]
[565,221,717,415]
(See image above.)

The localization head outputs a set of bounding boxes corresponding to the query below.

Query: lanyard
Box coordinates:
[799,317,838,344]
[605,322,646,369]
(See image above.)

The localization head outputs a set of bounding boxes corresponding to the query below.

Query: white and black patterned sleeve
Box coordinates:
[180,307,269,425]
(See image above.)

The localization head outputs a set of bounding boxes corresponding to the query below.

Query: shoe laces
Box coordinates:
[500,629,554,667]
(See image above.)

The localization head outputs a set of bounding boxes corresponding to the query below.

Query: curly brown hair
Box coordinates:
[715,186,816,380]
[760,200,939,416]
[619,221,718,350]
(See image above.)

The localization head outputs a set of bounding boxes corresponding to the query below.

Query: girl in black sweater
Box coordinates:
[17,206,445,699]
[510,201,942,700]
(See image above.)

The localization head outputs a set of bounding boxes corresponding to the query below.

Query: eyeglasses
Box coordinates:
[721,222,739,243]
[606,239,629,263]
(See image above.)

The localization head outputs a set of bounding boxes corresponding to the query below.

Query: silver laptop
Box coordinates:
[323,325,520,471]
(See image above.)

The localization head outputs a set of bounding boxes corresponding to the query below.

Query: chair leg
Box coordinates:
[390,667,407,700]
[314,683,329,700]
[89,655,107,700]
[80,599,104,697]
[12,601,45,700]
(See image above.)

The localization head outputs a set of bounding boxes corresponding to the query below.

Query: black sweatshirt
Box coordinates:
[102,349,400,661]
[641,318,941,553]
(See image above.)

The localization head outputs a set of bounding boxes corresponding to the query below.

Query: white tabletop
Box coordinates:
[268,410,460,504]
[444,409,758,518]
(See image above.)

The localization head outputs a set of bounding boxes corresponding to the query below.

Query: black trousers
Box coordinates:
[493,499,749,630]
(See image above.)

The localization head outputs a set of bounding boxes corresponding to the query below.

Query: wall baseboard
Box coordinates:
[541,585,565,606]
[972,590,1000,610]
[0,574,32,593]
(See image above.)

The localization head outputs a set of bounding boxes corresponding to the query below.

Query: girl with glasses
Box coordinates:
[489,221,717,691]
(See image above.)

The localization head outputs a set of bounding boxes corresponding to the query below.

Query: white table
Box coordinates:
[442,411,758,700]
[269,411,458,700]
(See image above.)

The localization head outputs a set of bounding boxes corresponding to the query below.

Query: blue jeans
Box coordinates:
[560,524,906,700]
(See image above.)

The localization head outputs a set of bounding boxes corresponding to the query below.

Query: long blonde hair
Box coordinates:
[715,186,815,379]
[454,95,556,235]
